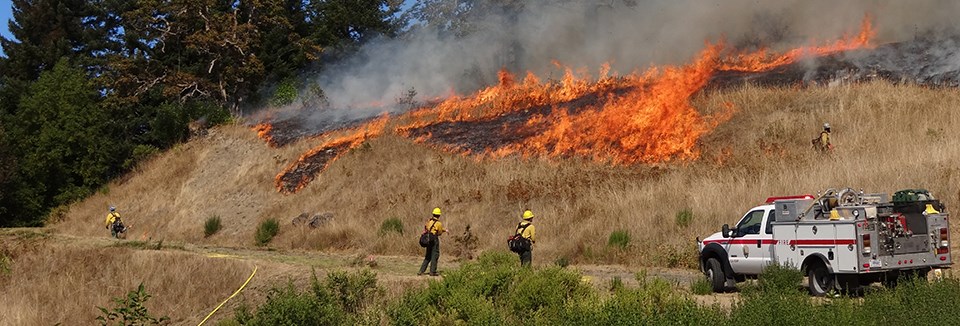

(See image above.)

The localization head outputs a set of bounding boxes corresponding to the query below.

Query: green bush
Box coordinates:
[554,256,570,268]
[607,230,630,249]
[690,278,712,295]
[255,218,280,246]
[96,283,170,325]
[378,217,403,236]
[204,215,222,238]
[123,144,160,170]
[243,282,347,326]
[270,79,298,107]
[325,269,381,313]
[756,263,804,294]
[675,209,694,228]
[609,276,624,292]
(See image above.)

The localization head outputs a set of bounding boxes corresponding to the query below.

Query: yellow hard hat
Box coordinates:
[925,204,940,215]
[522,210,534,220]
[432,207,442,216]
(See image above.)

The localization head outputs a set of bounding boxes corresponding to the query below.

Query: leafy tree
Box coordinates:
[407,0,525,37]
[310,0,405,49]
[3,60,122,225]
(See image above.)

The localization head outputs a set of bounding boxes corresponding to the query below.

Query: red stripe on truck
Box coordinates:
[789,239,856,246]
[703,239,777,245]
[703,239,856,246]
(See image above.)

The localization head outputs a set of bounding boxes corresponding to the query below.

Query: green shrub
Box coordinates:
[675,209,694,228]
[244,282,347,326]
[325,269,382,313]
[597,279,721,325]
[255,218,280,246]
[607,230,630,249]
[96,283,170,325]
[378,217,403,236]
[554,256,570,268]
[204,215,222,238]
[757,263,803,294]
[690,278,712,295]
[609,276,624,292]
[270,79,298,107]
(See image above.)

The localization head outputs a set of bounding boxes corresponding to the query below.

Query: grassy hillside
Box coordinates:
[55,82,960,267]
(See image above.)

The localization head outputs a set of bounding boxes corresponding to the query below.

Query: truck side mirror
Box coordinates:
[722,224,731,238]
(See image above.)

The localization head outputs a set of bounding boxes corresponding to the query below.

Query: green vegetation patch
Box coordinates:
[378,217,404,236]
[607,230,630,249]
[204,215,223,238]
[255,219,280,246]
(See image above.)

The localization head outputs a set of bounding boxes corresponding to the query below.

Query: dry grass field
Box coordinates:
[53,82,960,269]
[3,81,957,325]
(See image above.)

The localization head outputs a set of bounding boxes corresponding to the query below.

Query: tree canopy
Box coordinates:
[0,0,407,226]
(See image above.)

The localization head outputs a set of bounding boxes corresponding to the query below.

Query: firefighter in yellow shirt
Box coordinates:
[813,123,833,152]
[418,207,447,276]
[104,206,124,238]
[517,210,536,267]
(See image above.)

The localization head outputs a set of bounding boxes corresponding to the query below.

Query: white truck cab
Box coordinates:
[698,189,952,296]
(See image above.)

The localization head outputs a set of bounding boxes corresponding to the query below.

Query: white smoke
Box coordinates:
[309,0,960,117]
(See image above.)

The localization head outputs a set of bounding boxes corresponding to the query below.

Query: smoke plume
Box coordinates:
[305,0,960,120]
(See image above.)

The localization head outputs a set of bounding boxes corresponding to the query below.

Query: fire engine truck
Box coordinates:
[697,188,952,296]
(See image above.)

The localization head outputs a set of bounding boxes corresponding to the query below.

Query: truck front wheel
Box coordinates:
[706,258,726,293]
[808,263,835,296]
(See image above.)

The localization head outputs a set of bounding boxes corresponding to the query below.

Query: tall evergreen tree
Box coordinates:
[3,60,122,225]
[0,0,106,81]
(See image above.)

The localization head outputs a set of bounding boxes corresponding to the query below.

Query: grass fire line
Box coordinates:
[260,14,876,194]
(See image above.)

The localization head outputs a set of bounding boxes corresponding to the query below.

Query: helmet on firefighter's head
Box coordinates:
[522,210,534,220]
[823,122,831,130]
[109,206,116,212]
[432,207,442,217]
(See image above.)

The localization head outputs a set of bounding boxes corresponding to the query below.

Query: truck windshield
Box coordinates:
[736,210,765,236]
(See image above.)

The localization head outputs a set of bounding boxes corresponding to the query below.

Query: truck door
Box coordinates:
[727,209,773,275]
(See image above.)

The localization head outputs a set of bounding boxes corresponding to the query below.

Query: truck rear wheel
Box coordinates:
[706,258,726,293]
[808,264,835,297]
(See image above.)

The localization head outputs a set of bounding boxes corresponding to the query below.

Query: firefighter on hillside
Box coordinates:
[104,206,125,238]
[418,207,447,276]
[517,210,536,267]
[813,122,833,152]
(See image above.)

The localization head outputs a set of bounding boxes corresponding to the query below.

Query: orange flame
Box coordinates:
[267,14,877,193]
[720,14,875,72]
[484,44,733,164]
[274,116,388,193]
[253,123,274,146]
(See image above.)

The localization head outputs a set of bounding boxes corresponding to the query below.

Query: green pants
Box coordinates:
[419,241,440,274]
[519,250,532,267]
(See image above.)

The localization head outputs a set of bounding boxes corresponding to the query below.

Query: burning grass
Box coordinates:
[260,15,880,194]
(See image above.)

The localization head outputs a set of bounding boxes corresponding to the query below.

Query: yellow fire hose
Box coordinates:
[197,265,258,326]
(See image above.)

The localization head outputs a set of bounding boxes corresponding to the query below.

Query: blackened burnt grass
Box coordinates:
[222,252,960,325]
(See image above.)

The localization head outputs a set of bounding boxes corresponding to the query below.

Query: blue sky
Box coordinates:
[0,0,12,57]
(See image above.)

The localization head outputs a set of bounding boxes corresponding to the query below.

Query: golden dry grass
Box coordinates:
[0,234,256,325]
[55,82,960,269]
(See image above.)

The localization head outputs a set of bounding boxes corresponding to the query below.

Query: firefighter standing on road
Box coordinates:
[418,207,447,276]
[517,210,536,267]
[104,206,124,238]
[813,122,833,152]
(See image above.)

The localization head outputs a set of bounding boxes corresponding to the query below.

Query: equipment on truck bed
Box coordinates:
[697,187,952,296]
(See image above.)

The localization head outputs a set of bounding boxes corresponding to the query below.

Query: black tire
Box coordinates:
[808,263,835,296]
[706,258,726,293]
[882,271,900,289]
[836,274,862,296]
